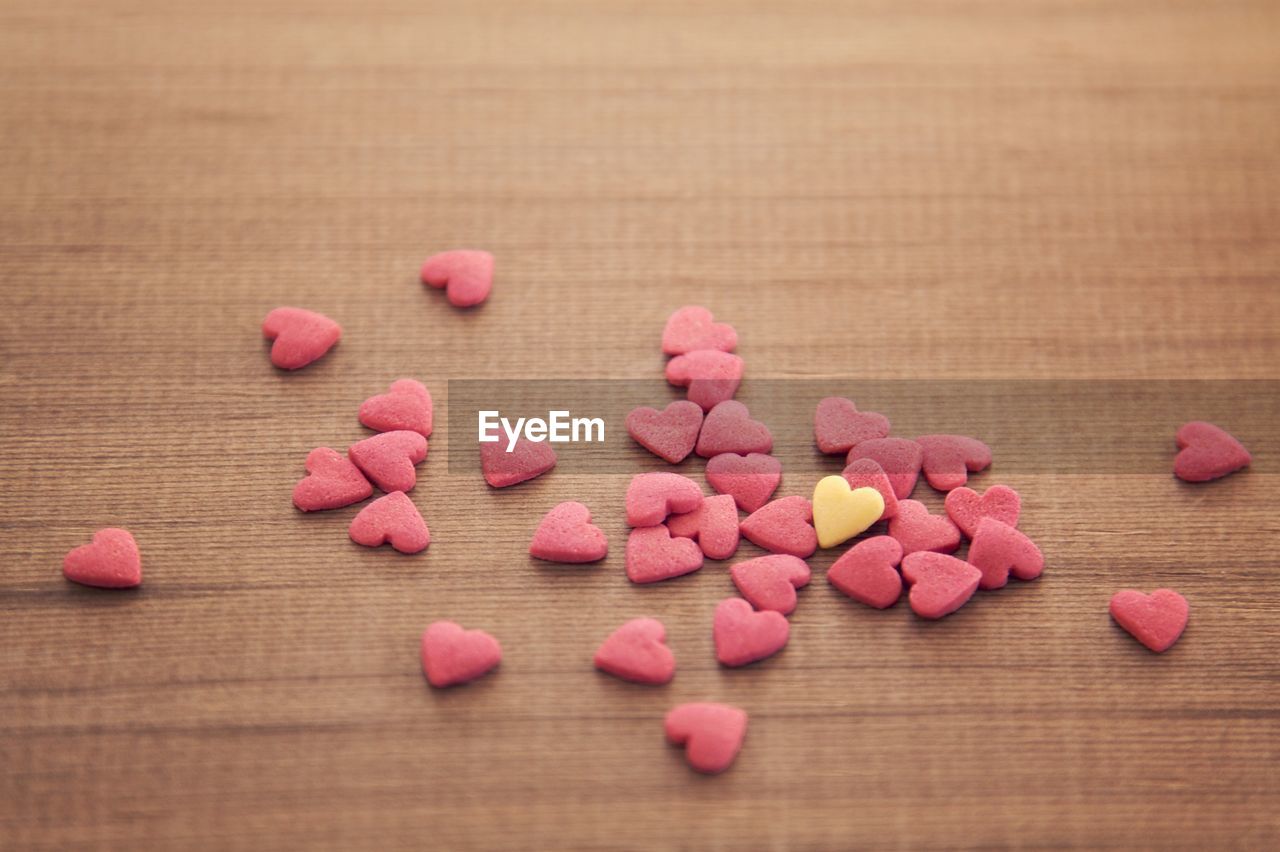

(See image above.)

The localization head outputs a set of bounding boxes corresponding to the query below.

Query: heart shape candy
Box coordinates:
[813,397,891,455]
[666,494,740,560]
[694,400,773,458]
[348,430,428,493]
[421,621,502,687]
[840,458,899,520]
[480,436,557,488]
[293,447,373,511]
[348,491,430,553]
[420,249,494,307]
[529,501,608,563]
[827,536,903,609]
[739,496,817,558]
[966,518,1043,589]
[846,437,923,499]
[664,350,744,411]
[915,435,992,492]
[943,484,1020,538]
[1109,589,1189,653]
[900,552,981,619]
[262,306,341,370]
[626,472,704,527]
[63,528,141,589]
[729,554,811,615]
[626,400,703,463]
[888,499,961,556]
[358,378,433,438]
[664,702,748,774]
[713,597,790,667]
[1173,421,1251,482]
[661,305,738,355]
[594,618,676,685]
[812,475,884,549]
[705,452,782,513]
[625,525,704,584]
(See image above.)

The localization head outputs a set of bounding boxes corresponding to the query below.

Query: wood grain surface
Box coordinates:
[2,1,1279,849]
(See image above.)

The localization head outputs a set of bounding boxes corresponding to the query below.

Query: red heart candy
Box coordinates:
[901,552,981,619]
[293,447,373,512]
[421,621,501,687]
[729,554,811,615]
[705,452,782,513]
[813,397,891,454]
[480,435,557,488]
[661,305,738,355]
[846,438,923,499]
[667,494,740,560]
[529,501,608,563]
[713,597,790,667]
[888,499,960,556]
[63,528,141,589]
[943,484,1020,538]
[348,430,428,493]
[915,435,992,492]
[358,378,433,438]
[262,307,341,370]
[967,517,1043,589]
[626,400,703,463]
[594,617,676,685]
[664,350,744,411]
[1109,589,1189,653]
[827,535,903,609]
[664,702,748,775]
[739,496,817,558]
[840,458,899,520]
[625,525,704,584]
[695,400,772,458]
[349,491,430,554]
[626,472,704,527]
[420,249,494,307]
[1174,421,1251,482]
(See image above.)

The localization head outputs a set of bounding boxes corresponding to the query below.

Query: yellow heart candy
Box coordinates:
[812,475,884,549]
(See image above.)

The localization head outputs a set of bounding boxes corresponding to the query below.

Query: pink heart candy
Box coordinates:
[664,350,744,411]
[420,249,494,307]
[943,484,1021,538]
[901,552,981,619]
[827,535,904,609]
[480,436,557,488]
[421,621,502,687]
[666,494,740,560]
[813,397,891,454]
[349,491,430,554]
[915,435,992,492]
[888,499,960,556]
[348,430,428,493]
[967,517,1043,589]
[840,458,899,520]
[694,400,772,458]
[713,597,790,667]
[262,307,341,370]
[729,554,811,615]
[293,447,373,512]
[358,378,433,438]
[1174,421,1251,482]
[626,472,704,527]
[665,702,748,774]
[529,501,608,563]
[1109,589,1189,653]
[739,496,817,558]
[846,437,923,499]
[63,528,141,589]
[661,305,738,355]
[594,618,676,685]
[626,400,703,463]
[705,452,782,513]
[625,525,704,584]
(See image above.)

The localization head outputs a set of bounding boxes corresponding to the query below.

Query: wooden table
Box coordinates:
[2,1,1277,849]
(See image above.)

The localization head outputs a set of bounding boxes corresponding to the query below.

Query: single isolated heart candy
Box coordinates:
[846,437,923,499]
[661,305,738,355]
[63,528,141,589]
[349,491,430,553]
[739,496,817,558]
[626,525,704,584]
[840,458,899,520]
[626,472,704,527]
[713,597,790,667]
[421,621,501,687]
[480,436,557,488]
[695,400,772,458]
[1173,421,1251,482]
[705,452,781,513]
[262,306,341,370]
[916,435,992,492]
[594,617,676,685]
[730,554,811,615]
[359,378,433,438]
[665,702,748,774]
[812,475,884,549]
[813,397,891,455]
[626,400,703,463]
[420,249,494,307]
[828,536,903,609]
[944,484,1020,538]
[349,430,428,493]
[665,350,744,411]
[1109,589,1189,653]
[667,494,740,560]
[888,499,961,556]
[292,447,373,511]
[901,552,981,619]
[967,517,1043,589]
[529,501,608,563]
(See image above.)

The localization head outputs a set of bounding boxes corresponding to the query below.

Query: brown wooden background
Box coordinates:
[2,1,1278,849]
